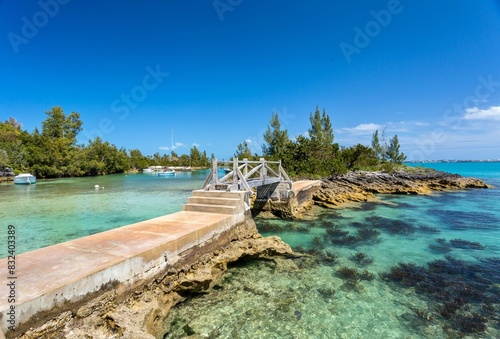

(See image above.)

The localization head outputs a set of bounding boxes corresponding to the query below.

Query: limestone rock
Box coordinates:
[312,170,491,209]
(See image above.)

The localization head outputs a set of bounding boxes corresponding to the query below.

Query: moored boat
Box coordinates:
[158,169,176,176]
[14,173,36,184]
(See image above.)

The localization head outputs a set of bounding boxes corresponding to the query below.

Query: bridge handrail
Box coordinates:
[217,160,283,165]
[203,157,291,192]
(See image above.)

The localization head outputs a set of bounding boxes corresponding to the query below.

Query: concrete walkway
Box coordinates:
[292,180,322,194]
[0,210,238,336]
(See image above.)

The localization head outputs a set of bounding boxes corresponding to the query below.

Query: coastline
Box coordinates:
[3,167,494,338]
[254,169,492,219]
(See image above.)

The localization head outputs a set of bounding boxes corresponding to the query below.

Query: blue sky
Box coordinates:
[1,0,499,160]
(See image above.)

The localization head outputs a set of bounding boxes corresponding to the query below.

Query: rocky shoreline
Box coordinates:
[257,168,492,219]
[312,169,492,209]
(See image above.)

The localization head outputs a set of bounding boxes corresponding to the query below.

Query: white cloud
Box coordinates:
[342,123,383,134]
[244,139,252,143]
[413,122,430,127]
[192,143,200,148]
[463,106,500,121]
[160,142,186,151]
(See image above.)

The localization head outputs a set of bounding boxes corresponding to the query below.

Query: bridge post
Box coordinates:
[259,158,266,185]
[243,158,248,177]
[233,157,238,187]
[212,157,219,185]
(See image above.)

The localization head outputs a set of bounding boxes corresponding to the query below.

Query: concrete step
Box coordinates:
[183,203,239,215]
[187,196,241,206]
[192,190,246,199]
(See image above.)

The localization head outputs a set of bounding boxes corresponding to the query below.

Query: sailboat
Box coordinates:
[159,129,176,177]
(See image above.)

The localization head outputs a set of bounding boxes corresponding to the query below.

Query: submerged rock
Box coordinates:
[294,310,302,320]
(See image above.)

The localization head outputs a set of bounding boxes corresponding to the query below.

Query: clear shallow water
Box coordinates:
[165,162,500,338]
[0,170,211,257]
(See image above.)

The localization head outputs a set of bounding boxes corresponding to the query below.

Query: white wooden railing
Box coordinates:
[203,158,292,192]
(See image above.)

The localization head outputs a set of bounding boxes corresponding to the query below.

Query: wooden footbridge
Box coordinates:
[202,158,292,192]
[183,158,293,215]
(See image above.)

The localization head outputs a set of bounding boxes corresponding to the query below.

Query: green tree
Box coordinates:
[386,135,406,164]
[201,150,209,166]
[82,137,129,175]
[234,140,252,160]
[179,154,190,166]
[262,111,290,160]
[25,107,84,177]
[309,106,334,145]
[152,152,161,164]
[0,118,29,170]
[0,149,8,168]
[371,130,383,160]
[303,107,337,176]
[42,106,82,144]
[0,118,22,143]
[129,149,149,169]
[190,145,201,166]
[380,128,388,160]
[340,144,379,170]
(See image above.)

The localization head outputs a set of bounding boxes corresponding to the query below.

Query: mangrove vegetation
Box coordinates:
[0,107,211,178]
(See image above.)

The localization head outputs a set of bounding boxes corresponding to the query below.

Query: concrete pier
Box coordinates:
[0,180,318,338]
[253,179,322,218]
[0,190,247,338]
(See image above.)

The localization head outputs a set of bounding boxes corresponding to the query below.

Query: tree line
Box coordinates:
[233,106,406,178]
[0,107,211,178]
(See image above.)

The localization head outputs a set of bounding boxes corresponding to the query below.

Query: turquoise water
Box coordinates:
[165,162,500,338]
[0,170,211,257]
[1,163,499,337]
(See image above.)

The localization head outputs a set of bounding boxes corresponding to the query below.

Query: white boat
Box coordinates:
[157,170,176,176]
[14,173,36,184]
[143,168,155,173]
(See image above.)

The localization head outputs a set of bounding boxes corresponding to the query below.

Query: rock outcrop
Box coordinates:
[19,218,295,339]
[313,170,492,208]
[252,169,492,218]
